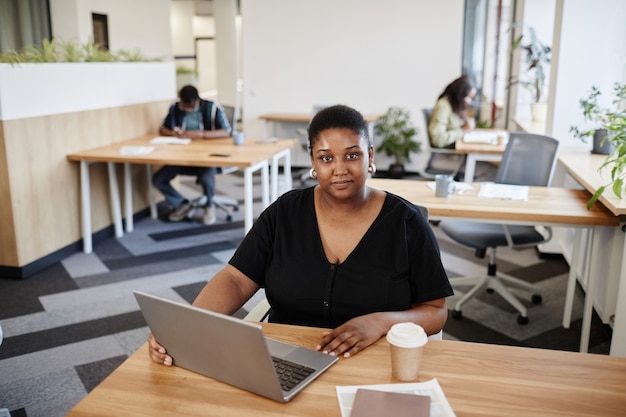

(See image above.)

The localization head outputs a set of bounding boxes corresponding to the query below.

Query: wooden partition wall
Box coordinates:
[0,61,177,277]
[0,101,170,274]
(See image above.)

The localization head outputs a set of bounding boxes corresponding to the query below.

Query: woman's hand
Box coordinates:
[315,314,387,358]
[147,333,173,366]
[462,117,475,131]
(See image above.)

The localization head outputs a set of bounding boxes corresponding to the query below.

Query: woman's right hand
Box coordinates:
[148,333,173,366]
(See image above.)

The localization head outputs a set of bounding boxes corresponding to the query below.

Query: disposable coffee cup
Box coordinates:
[386,322,428,381]
[233,131,245,146]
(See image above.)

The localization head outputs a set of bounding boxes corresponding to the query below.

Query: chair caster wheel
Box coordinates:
[233,206,239,212]
[531,294,542,304]
[226,215,233,222]
[486,288,494,294]
[451,310,463,320]
[517,315,529,325]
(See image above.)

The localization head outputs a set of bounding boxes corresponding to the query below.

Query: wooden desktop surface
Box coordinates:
[67,135,297,168]
[66,322,626,417]
[367,178,619,227]
[559,152,626,216]
[259,112,379,124]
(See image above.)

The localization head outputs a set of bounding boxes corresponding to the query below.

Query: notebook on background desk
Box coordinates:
[134,291,338,402]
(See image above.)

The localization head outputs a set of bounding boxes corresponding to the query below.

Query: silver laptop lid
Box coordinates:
[134,291,337,402]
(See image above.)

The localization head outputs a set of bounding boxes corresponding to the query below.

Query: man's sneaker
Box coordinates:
[168,201,194,222]
[200,205,217,225]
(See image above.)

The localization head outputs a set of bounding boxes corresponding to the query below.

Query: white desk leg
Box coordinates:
[464,154,477,183]
[147,165,157,219]
[243,160,270,233]
[563,228,584,328]
[107,162,123,238]
[282,149,292,192]
[124,163,133,233]
[580,227,600,353]
[270,149,292,201]
[261,161,270,208]
[271,154,279,201]
[80,161,93,254]
[610,227,626,356]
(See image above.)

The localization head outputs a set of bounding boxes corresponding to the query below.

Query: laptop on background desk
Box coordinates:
[134,291,338,402]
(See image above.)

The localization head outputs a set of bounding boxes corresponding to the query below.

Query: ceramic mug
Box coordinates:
[435,174,454,197]
[233,131,245,146]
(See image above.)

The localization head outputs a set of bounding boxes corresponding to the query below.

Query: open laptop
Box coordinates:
[134,291,338,402]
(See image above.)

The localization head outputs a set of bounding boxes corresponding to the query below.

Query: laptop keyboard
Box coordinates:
[272,357,316,391]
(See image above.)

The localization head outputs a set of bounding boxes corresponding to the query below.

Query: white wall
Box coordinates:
[49,0,173,60]
[240,0,465,172]
[551,0,626,150]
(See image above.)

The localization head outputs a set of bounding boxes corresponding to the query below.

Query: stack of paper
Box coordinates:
[478,182,529,201]
[149,136,191,145]
[119,146,154,155]
[463,130,498,144]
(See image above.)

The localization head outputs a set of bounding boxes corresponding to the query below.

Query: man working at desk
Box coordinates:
[152,85,232,225]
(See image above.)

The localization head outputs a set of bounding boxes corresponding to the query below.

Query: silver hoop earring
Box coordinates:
[309,168,317,179]
[368,163,377,174]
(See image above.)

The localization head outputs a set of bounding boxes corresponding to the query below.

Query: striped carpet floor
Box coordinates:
[0,167,612,416]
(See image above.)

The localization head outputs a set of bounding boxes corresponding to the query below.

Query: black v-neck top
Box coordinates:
[229,187,453,328]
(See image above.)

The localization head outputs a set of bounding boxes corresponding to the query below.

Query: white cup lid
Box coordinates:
[386,322,428,348]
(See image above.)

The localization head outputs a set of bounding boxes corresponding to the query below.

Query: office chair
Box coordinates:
[188,105,240,221]
[439,132,559,324]
[419,108,466,180]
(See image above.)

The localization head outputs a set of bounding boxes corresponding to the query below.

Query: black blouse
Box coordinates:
[229,187,453,328]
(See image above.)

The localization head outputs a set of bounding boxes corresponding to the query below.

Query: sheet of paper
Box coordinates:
[336,378,456,417]
[255,137,279,143]
[149,136,191,145]
[463,130,498,144]
[478,182,529,201]
[119,146,154,155]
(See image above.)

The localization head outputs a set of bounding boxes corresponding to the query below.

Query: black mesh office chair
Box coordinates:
[185,105,240,221]
[419,108,466,180]
[439,132,559,324]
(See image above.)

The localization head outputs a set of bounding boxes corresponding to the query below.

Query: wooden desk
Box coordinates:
[559,153,626,216]
[66,322,626,417]
[259,112,379,124]
[67,135,296,253]
[559,153,626,357]
[454,130,507,182]
[367,178,619,355]
[367,178,617,227]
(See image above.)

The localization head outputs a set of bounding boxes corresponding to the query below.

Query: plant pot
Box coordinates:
[592,129,614,155]
[531,102,547,122]
[388,163,406,179]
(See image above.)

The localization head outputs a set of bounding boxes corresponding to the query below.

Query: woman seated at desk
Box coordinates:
[148,105,453,363]
[429,75,477,148]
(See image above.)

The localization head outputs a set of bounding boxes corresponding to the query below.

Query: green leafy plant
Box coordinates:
[375,106,420,166]
[0,38,158,64]
[508,23,551,104]
[570,83,626,208]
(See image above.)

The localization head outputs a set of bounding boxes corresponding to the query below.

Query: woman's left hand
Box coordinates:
[315,314,386,358]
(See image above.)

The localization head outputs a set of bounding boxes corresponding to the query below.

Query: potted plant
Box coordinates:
[508,23,552,121]
[375,106,420,178]
[570,82,626,208]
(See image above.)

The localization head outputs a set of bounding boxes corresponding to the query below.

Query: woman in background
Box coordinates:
[429,75,477,148]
